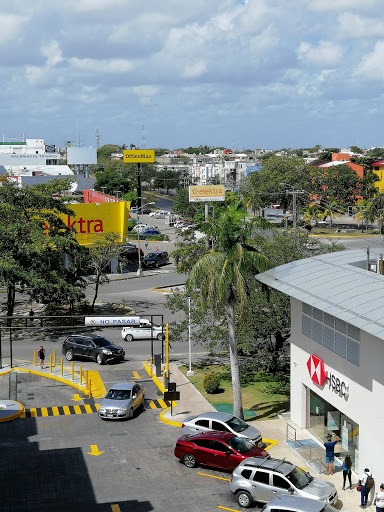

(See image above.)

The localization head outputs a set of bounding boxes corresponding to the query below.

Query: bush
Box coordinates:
[203,373,221,394]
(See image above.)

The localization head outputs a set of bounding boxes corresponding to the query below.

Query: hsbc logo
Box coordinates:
[307,355,327,386]
[307,355,349,399]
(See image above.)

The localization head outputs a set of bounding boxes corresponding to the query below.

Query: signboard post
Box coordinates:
[164,388,180,416]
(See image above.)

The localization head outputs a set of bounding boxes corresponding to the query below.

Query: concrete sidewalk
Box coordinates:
[152,362,364,512]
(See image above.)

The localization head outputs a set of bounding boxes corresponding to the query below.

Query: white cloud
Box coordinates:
[0,13,28,44]
[308,0,380,11]
[355,41,384,79]
[297,40,343,68]
[69,57,135,73]
[337,12,384,39]
[132,85,158,105]
[182,61,207,78]
[41,40,63,67]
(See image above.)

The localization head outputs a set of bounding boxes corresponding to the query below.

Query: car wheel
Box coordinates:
[236,491,253,508]
[125,334,133,341]
[65,349,74,361]
[183,454,197,468]
[96,353,105,365]
[128,407,134,419]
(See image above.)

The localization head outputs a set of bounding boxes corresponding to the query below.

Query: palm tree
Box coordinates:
[320,199,343,228]
[186,203,270,419]
[302,204,323,228]
[355,199,373,232]
[362,171,379,200]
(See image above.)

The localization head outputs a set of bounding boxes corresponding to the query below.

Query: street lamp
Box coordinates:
[136,202,155,276]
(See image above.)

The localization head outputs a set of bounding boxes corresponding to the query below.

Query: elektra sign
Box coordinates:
[307,354,349,399]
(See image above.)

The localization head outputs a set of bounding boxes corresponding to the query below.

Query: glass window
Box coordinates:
[226,416,248,433]
[272,475,291,489]
[347,339,360,366]
[335,332,347,358]
[83,339,93,347]
[241,469,252,480]
[212,420,227,432]
[312,320,323,344]
[211,441,228,453]
[254,471,269,484]
[193,439,211,449]
[195,419,210,428]
[302,315,312,338]
[323,326,334,351]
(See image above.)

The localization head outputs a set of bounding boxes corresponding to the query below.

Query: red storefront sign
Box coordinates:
[307,354,327,386]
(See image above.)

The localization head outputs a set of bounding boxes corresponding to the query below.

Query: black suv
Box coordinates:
[142,251,169,268]
[62,334,125,365]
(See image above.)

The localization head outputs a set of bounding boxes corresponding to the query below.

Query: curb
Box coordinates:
[0,400,24,422]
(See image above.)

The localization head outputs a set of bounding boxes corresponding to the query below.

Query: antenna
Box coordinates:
[96,129,100,149]
[142,124,145,149]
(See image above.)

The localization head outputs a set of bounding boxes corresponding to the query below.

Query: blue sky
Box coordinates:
[2,0,384,150]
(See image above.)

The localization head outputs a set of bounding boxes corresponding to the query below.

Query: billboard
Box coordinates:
[123,149,155,163]
[67,147,97,165]
[44,201,130,246]
[189,185,225,202]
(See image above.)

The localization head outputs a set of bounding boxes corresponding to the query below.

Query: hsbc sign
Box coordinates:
[307,354,349,398]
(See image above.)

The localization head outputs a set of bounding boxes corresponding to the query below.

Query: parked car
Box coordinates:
[120,243,143,259]
[142,251,169,268]
[181,412,263,445]
[141,207,152,214]
[121,319,165,341]
[154,210,167,218]
[62,334,125,365]
[148,211,159,217]
[174,431,269,471]
[258,495,338,512]
[174,220,191,229]
[229,457,338,508]
[98,382,145,420]
[132,223,148,233]
[141,229,161,236]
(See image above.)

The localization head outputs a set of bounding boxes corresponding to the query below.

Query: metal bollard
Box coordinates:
[53,350,56,367]
[34,351,37,367]
[79,365,82,385]
[71,361,74,381]
[85,369,88,389]
[49,354,52,373]
[61,358,63,377]
[88,379,92,398]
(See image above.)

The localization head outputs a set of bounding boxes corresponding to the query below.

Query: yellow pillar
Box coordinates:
[61,358,63,377]
[85,369,88,389]
[53,350,56,367]
[79,365,82,385]
[49,354,52,373]
[88,379,92,398]
[71,361,74,381]
[34,351,37,367]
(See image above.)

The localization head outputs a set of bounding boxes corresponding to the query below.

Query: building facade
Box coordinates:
[257,249,384,476]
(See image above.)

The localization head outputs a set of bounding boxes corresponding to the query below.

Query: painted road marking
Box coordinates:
[132,371,142,379]
[111,505,121,512]
[197,472,231,482]
[87,444,104,456]
[218,506,241,512]
[19,400,170,418]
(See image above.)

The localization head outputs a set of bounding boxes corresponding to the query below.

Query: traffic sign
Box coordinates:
[84,316,140,326]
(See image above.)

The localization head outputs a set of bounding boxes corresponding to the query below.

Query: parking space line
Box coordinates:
[197,472,231,482]
[84,404,93,414]
[63,406,71,415]
[148,400,158,409]
[73,405,82,414]
[30,408,37,417]
[41,407,49,417]
[217,506,240,512]
[111,505,121,512]
[52,407,60,416]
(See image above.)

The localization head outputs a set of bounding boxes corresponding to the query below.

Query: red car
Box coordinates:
[174,431,268,471]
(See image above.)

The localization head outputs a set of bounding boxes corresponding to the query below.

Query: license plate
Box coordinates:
[107,414,113,418]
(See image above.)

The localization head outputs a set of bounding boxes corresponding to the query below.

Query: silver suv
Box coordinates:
[229,457,338,508]
[260,495,337,512]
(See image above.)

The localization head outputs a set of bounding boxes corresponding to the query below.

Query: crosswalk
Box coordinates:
[20,399,172,418]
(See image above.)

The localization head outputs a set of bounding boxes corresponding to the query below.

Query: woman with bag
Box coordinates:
[37,346,45,369]
[342,455,352,490]
[374,483,384,512]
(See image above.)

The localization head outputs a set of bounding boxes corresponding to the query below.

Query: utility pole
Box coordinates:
[281,184,305,231]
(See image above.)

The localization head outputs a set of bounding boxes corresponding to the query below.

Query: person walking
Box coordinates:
[342,455,352,489]
[359,468,374,508]
[324,432,340,475]
[374,483,384,512]
[37,346,45,369]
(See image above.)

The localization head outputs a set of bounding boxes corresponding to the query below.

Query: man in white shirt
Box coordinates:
[360,468,374,508]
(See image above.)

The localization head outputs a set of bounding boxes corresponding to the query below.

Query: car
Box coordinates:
[148,211,159,217]
[141,207,152,214]
[121,319,165,341]
[258,495,338,512]
[174,220,191,229]
[62,334,125,365]
[98,382,145,420]
[130,207,138,214]
[120,243,144,259]
[174,431,269,471]
[229,457,338,508]
[142,251,169,268]
[141,229,161,235]
[181,412,263,445]
[154,210,167,218]
[132,223,148,233]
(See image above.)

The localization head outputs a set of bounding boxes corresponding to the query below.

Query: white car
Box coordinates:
[132,223,148,233]
[154,210,167,218]
[121,319,165,341]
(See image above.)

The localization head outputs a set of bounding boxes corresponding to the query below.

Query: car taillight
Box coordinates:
[181,423,185,428]
[230,474,233,481]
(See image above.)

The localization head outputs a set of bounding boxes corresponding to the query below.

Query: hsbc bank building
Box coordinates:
[257,249,384,474]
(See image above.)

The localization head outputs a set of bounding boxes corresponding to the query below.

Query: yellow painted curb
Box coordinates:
[88,370,107,398]
[263,437,279,450]
[0,401,24,422]
[16,367,89,395]
[0,367,15,376]
[159,407,182,427]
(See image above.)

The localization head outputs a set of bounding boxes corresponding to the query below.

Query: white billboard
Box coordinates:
[67,147,97,165]
[84,316,140,326]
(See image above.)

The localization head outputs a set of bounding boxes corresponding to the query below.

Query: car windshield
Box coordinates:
[105,389,131,400]
[146,253,157,258]
[227,436,254,454]
[226,416,248,433]
[92,337,113,347]
[286,466,311,490]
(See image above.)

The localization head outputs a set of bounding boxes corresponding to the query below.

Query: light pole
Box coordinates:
[186,297,195,376]
[136,202,155,276]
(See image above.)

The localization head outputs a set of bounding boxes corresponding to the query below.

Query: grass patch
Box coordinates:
[179,364,289,420]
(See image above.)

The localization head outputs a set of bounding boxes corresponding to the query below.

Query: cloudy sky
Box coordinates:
[2,0,384,150]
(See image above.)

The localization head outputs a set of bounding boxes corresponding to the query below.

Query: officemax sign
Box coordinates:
[307,354,349,398]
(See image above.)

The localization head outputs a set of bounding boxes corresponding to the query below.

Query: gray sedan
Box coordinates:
[98,382,145,420]
[181,412,263,445]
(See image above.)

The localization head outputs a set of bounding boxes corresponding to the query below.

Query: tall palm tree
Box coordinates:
[186,203,270,419]
[320,199,343,228]
[302,204,323,228]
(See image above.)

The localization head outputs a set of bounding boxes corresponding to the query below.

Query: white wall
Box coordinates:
[290,297,384,477]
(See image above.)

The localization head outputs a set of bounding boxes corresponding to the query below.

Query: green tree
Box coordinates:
[85,233,121,312]
[317,148,340,161]
[350,145,363,154]
[301,204,324,228]
[319,164,362,204]
[362,170,379,199]
[0,178,86,318]
[186,203,270,418]
[319,199,343,227]
[153,169,181,193]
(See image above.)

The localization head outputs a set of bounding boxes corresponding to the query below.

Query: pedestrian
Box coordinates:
[324,432,340,475]
[359,468,374,508]
[374,483,384,512]
[145,240,148,249]
[37,346,45,369]
[156,246,159,251]
[342,455,352,490]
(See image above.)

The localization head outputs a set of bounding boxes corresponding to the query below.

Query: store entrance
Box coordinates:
[307,388,359,471]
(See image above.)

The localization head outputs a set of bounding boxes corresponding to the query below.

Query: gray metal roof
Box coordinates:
[256,249,384,340]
